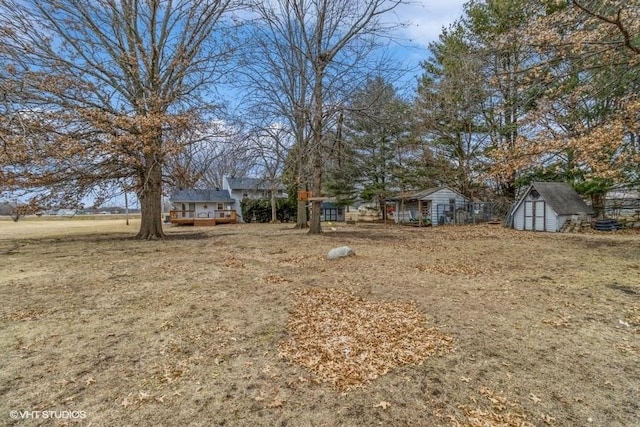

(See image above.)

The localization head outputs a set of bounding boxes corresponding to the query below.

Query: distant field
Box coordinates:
[0,221,639,426]
[0,213,141,222]
[0,218,141,239]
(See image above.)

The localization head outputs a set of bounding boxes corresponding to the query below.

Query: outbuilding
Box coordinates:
[388,186,471,226]
[510,182,593,232]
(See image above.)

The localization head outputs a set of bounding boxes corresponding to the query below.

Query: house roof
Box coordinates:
[387,186,467,201]
[170,189,234,203]
[224,177,285,191]
[606,184,640,199]
[517,182,594,215]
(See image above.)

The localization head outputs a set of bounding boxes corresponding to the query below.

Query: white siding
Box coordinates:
[222,177,245,222]
[393,188,469,225]
[513,202,525,230]
[191,202,234,219]
[556,215,571,232]
[545,203,558,232]
[513,192,559,232]
[429,189,468,226]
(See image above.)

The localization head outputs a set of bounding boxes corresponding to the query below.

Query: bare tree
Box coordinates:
[242,0,315,228]
[248,124,292,222]
[292,0,405,234]
[0,0,236,239]
[247,0,405,234]
[164,120,256,191]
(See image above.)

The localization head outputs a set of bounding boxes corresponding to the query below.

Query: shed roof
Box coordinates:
[387,186,467,201]
[518,182,594,215]
[170,189,234,203]
[225,177,285,191]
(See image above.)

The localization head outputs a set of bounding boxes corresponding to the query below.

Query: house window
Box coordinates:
[217,203,224,210]
[325,208,338,221]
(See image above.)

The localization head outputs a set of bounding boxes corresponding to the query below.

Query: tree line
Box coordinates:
[1,0,637,238]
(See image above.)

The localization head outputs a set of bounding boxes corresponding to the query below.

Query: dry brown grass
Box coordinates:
[0,219,639,426]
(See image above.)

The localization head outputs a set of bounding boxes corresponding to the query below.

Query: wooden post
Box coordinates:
[418,200,423,227]
[124,190,129,226]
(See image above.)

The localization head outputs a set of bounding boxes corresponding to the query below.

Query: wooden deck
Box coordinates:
[169,210,237,226]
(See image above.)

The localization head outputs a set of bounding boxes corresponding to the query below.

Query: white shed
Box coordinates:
[511,182,593,232]
[389,186,470,226]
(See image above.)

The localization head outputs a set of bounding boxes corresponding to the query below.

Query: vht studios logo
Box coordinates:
[9,410,87,420]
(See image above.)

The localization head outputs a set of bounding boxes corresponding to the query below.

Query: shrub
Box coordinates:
[241,198,297,223]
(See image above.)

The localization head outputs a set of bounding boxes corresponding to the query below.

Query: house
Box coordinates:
[510,182,593,232]
[605,184,640,218]
[388,186,471,226]
[222,176,287,222]
[169,189,237,226]
[223,176,286,200]
[168,177,289,225]
[320,201,345,222]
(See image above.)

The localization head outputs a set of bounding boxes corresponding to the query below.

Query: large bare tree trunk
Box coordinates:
[295,198,308,228]
[308,61,326,235]
[270,189,278,223]
[309,144,323,234]
[295,151,309,229]
[137,154,166,239]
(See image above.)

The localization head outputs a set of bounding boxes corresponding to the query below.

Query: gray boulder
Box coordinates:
[327,246,355,260]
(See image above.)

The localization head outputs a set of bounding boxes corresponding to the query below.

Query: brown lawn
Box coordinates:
[0,219,639,426]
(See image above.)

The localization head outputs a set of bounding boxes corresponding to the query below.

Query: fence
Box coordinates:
[394,200,505,226]
[434,201,504,225]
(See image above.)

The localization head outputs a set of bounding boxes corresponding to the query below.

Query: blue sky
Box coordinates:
[366,0,468,95]
[396,0,466,46]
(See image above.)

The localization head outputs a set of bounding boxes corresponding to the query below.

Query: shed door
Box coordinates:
[533,201,546,231]
[524,200,546,231]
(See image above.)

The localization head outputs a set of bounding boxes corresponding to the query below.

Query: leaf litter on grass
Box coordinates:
[278,287,454,391]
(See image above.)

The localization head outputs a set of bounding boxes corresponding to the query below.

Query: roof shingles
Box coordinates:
[530,182,593,215]
[170,189,234,203]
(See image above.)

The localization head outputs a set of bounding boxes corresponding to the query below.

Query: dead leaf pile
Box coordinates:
[263,275,291,285]
[279,288,454,390]
[1,308,45,321]
[224,255,244,268]
[416,262,486,277]
[541,315,572,328]
[627,306,640,326]
[278,255,323,267]
[448,387,537,427]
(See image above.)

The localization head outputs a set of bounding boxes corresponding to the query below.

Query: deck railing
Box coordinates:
[170,210,237,221]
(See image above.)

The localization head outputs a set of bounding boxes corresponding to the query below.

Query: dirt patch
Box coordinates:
[0,221,639,426]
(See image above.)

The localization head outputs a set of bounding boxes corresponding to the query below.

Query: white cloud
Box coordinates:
[394,0,466,47]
